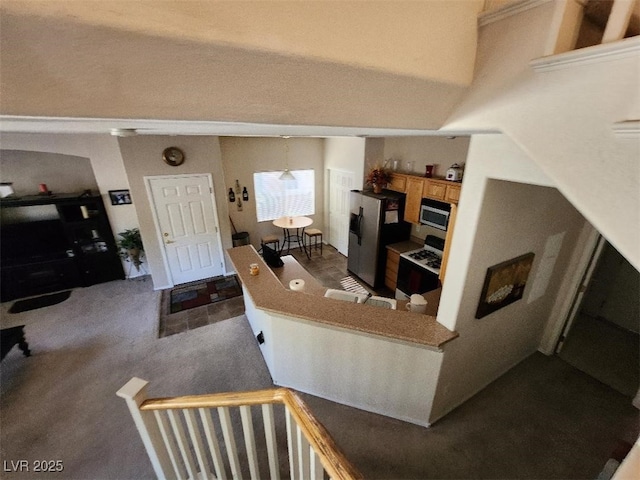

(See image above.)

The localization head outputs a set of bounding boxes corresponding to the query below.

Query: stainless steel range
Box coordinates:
[396,235,445,298]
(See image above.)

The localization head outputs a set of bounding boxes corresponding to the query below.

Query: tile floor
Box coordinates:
[287,243,395,297]
[158,286,245,337]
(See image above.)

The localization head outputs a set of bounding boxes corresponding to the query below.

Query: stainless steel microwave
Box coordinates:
[420,199,451,230]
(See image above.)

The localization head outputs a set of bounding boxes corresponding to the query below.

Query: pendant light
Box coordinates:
[279,136,296,181]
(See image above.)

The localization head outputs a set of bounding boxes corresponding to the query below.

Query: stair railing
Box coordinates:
[117,378,362,480]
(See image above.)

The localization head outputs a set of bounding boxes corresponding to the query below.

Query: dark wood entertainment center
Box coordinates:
[0,193,124,302]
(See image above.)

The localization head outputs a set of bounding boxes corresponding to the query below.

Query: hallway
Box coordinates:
[558,239,639,400]
[559,313,639,398]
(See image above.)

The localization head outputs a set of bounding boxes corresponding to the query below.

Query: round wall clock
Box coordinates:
[162,147,185,166]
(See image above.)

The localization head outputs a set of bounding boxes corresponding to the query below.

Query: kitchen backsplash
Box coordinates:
[410,223,446,244]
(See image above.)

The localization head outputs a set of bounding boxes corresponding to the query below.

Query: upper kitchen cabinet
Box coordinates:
[404,176,425,224]
[387,173,407,193]
[445,183,461,203]
[388,173,463,224]
[423,179,447,201]
[423,178,461,204]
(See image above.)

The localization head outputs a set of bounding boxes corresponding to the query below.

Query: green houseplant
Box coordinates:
[117,228,144,271]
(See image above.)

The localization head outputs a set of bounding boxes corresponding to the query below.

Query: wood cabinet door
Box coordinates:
[404,176,424,224]
[388,174,407,192]
[423,180,446,200]
[445,184,461,204]
[385,249,400,290]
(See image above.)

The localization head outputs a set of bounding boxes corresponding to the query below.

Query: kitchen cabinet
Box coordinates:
[423,178,461,204]
[387,173,462,224]
[383,172,462,284]
[404,176,424,224]
[423,179,447,201]
[445,184,461,203]
[387,173,407,192]
[385,241,422,292]
[385,248,400,290]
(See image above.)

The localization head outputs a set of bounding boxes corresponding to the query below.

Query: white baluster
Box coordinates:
[116,378,177,480]
[602,0,635,43]
[199,408,227,480]
[296,423,311,479]
[183,409,213,479]
[285,408,299,480]
[154,410,184,479]
[218,407,242,480]
[167,409,198,480]
[262,404,280,480]
[240,406,260,480]
[310,449,324,480]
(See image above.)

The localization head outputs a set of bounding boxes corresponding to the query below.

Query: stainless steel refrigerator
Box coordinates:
[347,190,411,288]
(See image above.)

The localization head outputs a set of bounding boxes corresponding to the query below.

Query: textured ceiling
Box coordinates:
[0,1,482,134]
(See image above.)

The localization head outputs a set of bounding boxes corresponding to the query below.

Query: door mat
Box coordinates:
[340,276,370,295]
[169,275,242,313]
[158,275,245,338]
[9,291,71,314]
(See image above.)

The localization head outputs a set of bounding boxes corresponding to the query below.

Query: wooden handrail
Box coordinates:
[140,387,288,410]
[281,389,363,480]
[140,387,363,480]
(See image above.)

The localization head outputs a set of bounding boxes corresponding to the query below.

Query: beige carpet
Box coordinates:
[559,313,639,397]
[0,277,273,479]
[2,277,638,479]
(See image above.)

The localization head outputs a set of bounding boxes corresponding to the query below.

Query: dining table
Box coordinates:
[272,216,313,259]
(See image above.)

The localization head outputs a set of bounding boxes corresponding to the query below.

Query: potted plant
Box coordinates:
[366,165,391,194]
[117,228,144,271]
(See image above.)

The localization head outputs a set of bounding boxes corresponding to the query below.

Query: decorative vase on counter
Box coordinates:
[373,183,383,194]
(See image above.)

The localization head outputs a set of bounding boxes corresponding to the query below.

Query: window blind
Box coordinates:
[253,170,315,222]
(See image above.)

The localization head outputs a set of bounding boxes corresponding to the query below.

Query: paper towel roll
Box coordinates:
[289,279,305,291]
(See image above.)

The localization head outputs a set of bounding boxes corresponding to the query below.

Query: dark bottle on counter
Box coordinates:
[242,187,249,201]
[228,188,235,202]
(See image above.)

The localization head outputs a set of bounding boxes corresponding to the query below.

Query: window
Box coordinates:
[253,170,315,222]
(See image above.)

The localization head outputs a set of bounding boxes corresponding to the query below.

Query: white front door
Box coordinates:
[328,169,356,256]
[148,175,224,285]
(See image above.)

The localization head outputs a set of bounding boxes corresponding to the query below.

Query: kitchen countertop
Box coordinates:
[386,240,423,254]
[228,245,457,349]
[271,255,328,297]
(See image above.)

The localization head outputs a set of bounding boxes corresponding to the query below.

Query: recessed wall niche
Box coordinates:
[0,149,99,199]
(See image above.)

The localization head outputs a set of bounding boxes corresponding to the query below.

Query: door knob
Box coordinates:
[163,232,175,244]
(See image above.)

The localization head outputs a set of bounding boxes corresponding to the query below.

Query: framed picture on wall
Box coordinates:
[475,252,535,319]
[108,189,132,206]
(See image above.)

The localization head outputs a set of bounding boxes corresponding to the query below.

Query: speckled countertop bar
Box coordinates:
[228,245,458,349]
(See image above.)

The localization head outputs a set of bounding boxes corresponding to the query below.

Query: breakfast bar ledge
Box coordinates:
[227,245,458,427]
